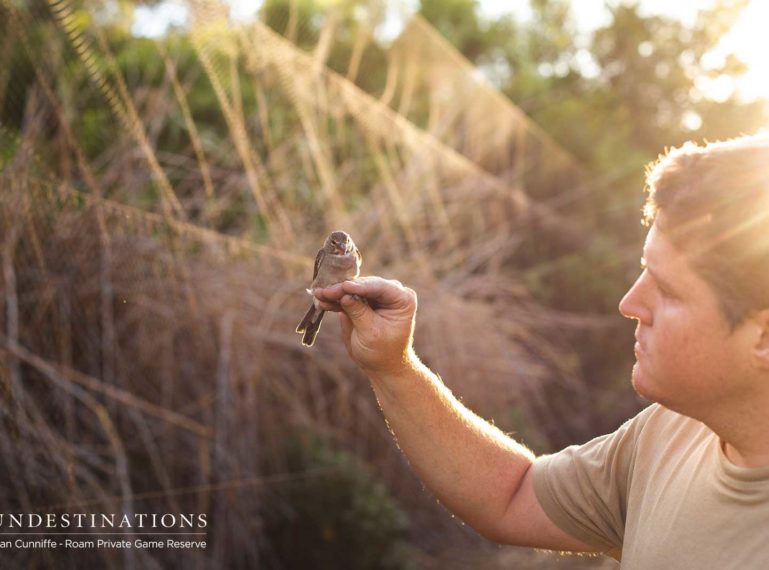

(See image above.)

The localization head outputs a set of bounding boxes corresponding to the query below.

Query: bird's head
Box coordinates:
[327,230,354,254]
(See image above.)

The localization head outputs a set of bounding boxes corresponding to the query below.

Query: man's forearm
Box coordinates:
[366,350,535,539]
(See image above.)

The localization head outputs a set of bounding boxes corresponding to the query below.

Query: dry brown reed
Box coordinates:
[0,0,620,567]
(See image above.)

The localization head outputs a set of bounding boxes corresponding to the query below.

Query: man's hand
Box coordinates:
[313,277,417,376]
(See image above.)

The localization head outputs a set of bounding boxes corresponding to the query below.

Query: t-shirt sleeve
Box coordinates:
[531,404,657,551]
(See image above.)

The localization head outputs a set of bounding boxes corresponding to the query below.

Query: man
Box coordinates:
[313,134,769,568]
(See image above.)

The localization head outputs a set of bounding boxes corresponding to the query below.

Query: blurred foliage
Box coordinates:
[419,0,766,179]
[4,0,764,437]
[263,433,417,570]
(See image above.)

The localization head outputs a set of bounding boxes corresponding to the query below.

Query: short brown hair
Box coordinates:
[643,134,769,327]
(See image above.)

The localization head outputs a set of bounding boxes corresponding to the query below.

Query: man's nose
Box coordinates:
[619,276,651,324]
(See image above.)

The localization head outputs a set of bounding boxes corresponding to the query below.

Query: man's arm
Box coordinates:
[314,277,597,552]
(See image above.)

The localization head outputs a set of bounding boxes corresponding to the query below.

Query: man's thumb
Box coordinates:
[340,294,370,325]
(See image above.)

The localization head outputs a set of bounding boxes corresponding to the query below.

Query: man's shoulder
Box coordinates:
[603,403,712,474]
[629,403,714,483]
[634,403,710,442]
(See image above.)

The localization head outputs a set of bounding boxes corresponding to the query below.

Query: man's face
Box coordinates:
[618,222,755,416]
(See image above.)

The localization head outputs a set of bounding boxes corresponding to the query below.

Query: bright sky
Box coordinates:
[133,0,769,102]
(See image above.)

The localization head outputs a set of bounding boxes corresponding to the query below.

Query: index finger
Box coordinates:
[340,277,412,309]
[313,282,345,302]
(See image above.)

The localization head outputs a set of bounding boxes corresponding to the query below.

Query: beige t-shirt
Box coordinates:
[532,403,769,569]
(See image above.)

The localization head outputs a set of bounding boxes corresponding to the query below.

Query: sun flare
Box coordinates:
[720,1,769,102]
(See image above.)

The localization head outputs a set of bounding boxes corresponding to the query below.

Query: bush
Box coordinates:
[262,433,418,570]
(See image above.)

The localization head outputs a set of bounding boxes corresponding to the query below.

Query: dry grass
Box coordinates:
[0,0,618,567]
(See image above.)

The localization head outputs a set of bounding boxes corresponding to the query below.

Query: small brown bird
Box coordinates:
[296,231,362,347]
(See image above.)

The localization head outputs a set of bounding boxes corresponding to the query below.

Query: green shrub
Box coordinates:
[263,433,418,570]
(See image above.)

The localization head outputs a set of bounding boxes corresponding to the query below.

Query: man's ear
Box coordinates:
[753,309,769,370]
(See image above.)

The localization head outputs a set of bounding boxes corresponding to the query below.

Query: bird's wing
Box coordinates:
[312,248,325,281]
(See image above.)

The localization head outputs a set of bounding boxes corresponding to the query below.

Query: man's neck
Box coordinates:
[722,441,769,468]
[703,397,769,468]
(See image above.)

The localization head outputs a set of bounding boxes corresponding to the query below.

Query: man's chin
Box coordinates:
[631,364,697,416]
[631,363,657,403]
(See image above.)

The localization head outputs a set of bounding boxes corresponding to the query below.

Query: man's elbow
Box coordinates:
[474,462,535,545]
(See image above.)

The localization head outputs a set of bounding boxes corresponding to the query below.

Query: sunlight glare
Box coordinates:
[719,1,769,102]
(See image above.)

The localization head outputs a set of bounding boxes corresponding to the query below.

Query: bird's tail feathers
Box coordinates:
[296,305,325,347]
[296,304,315,334]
